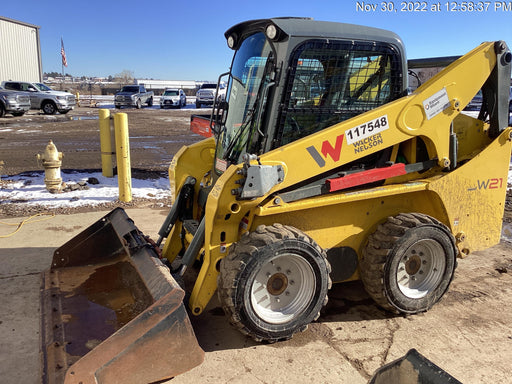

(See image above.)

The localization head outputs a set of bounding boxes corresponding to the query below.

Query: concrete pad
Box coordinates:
[0,274,41,384]
[1,208,512,383]
[0,209,163,384]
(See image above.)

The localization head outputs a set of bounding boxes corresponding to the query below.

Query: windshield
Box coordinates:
[35,83,53,91]
[215,32,273,173]
[122,86,139,92]
[164,90,179,96]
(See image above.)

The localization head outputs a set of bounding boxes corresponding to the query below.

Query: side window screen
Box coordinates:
[275,40,402,147]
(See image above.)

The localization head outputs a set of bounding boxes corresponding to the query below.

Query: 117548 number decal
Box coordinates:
[345,115,389,145]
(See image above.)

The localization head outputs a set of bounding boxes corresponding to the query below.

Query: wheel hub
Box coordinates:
[404,255,421,275]
[396,239,445,299]
[267,273,288,296]
[250,253,315,324]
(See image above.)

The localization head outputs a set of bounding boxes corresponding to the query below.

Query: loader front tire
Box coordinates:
[218,224,331,342]
[361,213,456,314]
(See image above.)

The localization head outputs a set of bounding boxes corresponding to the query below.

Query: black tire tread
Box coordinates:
[360,213,451,314]
[217,224,331,342]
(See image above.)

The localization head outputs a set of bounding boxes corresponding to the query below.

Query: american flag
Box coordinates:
[61,38,68,67]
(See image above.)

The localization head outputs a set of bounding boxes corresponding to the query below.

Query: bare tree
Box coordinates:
[115,69,135,84]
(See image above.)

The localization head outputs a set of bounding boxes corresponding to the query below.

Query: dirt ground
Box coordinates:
[0,105,202,176]
[1,105,512,383]
[0,105,203,217]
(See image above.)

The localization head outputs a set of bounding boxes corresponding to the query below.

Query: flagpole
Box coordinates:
[60,37,67,80]
[61,37,65,90]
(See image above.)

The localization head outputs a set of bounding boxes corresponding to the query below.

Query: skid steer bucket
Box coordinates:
[40,208,204,384]
[369,349,461,384]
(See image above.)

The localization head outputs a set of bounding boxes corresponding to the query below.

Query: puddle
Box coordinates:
[49,259,153,357]
[501,222,512,242]
[70,116,99,121]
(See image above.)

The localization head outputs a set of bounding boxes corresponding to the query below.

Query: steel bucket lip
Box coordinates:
[40,208,204,384]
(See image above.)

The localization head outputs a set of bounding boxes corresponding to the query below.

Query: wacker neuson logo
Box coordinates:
[306,134,344,167]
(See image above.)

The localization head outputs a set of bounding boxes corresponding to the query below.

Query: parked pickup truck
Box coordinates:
[195,82,226,108]
[0,86,31,117]
[2,81,75,115]
[115,85,154,109]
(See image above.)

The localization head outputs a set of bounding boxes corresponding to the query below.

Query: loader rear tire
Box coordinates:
[217,224,331,342]
[361,213,456,314]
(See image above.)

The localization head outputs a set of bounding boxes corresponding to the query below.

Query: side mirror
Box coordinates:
[209,71,230,135]
[214,100,229,126]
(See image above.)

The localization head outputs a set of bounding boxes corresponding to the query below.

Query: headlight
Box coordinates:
[227,34,236,49]
[6,95,17,102]
[56,96,66,100]
[266,24,277,40]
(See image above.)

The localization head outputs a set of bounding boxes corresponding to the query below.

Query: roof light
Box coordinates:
[266,24,277,40]
[227,35,236,49]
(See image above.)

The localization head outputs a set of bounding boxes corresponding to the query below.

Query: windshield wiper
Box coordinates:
[223,54,275,164]
[223,107,256,163]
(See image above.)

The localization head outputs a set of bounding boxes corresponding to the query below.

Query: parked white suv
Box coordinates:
[160,88,187,109]
[2,81,75,115]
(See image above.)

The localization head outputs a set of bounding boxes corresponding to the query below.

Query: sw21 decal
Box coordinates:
[468,178,504,191]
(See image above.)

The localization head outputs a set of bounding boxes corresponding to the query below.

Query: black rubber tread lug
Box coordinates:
[217,223,331,342]
[361,213,452,314]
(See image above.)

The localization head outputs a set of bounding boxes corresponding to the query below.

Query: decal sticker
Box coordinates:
[353,133,384,154]
[423,88,450,120]
[345,115,389,145]
[468,178,504,191]
[307,134,344,167]
[215,158,228,172]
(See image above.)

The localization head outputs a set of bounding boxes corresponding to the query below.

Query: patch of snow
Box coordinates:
[0,171,170,208]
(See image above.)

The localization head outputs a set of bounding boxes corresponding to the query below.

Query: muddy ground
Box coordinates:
[0,105,202,176]
[0,105,204,216]
[1,105,512,383]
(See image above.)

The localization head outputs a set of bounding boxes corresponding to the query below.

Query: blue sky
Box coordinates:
[3,0,512,80]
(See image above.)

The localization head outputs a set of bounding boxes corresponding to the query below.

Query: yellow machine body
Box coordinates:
[43,17,512,381]
[164,40,512,316]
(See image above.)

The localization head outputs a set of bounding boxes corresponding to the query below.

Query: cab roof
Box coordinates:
[225,17,404,51]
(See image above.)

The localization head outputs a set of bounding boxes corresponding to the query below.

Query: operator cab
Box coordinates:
[212,18,407,174]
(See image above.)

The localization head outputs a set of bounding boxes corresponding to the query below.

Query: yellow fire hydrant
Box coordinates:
[37,140,63,193]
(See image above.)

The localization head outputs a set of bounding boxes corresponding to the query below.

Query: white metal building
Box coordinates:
[0,16,42,83]
[137,79,198,90]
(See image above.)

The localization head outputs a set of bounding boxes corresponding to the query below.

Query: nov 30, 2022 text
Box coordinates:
[356,1,512,12]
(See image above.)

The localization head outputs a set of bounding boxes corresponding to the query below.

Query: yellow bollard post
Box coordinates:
[99,109,114,177]
[114,112,132,202]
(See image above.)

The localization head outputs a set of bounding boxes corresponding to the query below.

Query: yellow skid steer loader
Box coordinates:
[41,18,511,383]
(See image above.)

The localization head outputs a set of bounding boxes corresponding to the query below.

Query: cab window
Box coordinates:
[274,40,402,147]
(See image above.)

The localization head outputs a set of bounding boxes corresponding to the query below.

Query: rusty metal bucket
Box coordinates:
[40,208,204,384]
[369,349,461,384]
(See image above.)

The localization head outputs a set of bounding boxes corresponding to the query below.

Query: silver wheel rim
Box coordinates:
[396,239,445,299]
[251,253,315,324]
[43,104,54,114]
